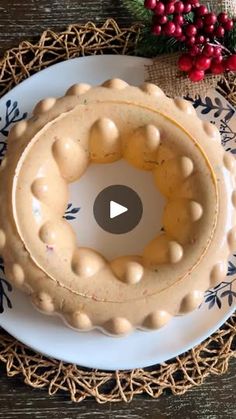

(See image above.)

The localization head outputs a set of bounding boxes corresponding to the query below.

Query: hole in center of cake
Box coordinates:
[66,160,166,260]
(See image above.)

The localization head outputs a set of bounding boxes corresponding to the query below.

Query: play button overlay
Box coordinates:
[110,201,128,219]
[93,185,143,234]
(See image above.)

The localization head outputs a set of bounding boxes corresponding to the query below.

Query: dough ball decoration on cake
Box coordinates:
[0,79,235,336]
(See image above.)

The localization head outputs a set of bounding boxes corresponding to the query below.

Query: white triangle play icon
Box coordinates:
[110,200,128,219]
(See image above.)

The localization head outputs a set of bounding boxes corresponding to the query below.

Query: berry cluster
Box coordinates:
[144,0,236,81]
[179,46,236,82]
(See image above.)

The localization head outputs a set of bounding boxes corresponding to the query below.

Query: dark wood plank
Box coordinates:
[0,0,133,53]
[0,360,235,418]
[0,1,235,417]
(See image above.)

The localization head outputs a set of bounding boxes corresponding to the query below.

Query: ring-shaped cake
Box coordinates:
[0,79,236,335]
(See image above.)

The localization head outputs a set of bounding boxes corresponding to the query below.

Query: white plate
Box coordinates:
[0,55,235,370]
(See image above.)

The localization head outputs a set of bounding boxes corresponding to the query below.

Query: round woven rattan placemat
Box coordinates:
[0,19,235,403]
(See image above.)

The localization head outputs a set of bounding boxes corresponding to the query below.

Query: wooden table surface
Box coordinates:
[0,1,235,418]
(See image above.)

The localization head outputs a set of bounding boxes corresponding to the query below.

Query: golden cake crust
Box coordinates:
[0,79,236,335]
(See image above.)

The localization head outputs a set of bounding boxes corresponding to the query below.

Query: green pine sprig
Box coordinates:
[123,0,236,57]
[122,0,152,23]
[123,0,194,57]
[225,22,236,53]
[136,26,183,57]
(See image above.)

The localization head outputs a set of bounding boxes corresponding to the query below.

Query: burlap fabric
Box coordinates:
[146,0,236,98]
[0,19,235,403]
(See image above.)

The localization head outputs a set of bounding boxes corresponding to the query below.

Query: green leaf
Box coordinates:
[136,27,183,57]
[224,21,236,53]
[122,0,152,23]
[185,11,194,23]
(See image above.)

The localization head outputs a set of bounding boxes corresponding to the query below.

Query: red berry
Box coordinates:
[173,15,184,26]
[163,21,176,35]
[165,2,175,14]
[195,35,205,44]
[152,25,162,35]
[195,55,211,70]
[204,24,215,34]
[174,24,183,38]
[144,0,157,9]
[222,58,228,70]
[214,25,225,38]
[189,45,200,56]
[203,44,214,57]
[225,54,236,71]
[196,5,208,16]
[189,68,205,82]
[210,61,224,74]
[174,1,184,13]
[204,13,217,25]
[213,46,222,57]
[178,54,193,72]
[190,0,200,7]
[180,35,186,42]
[194,17,204,29]
[183,2,192,13]
[186,36,196,46]
[156,15,168,25]
[185,24,197,37]
[224,19,234,31]
[154,2,165,15]
[217,12,228,24]
[212,55,223,64]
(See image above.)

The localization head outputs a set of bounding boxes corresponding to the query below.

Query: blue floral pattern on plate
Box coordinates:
[0,100,27,163]
[0,257,12,313]
[0,93,235,314]
[64,203,81,220]
[185,94,235,121]
[204,260,236,309]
